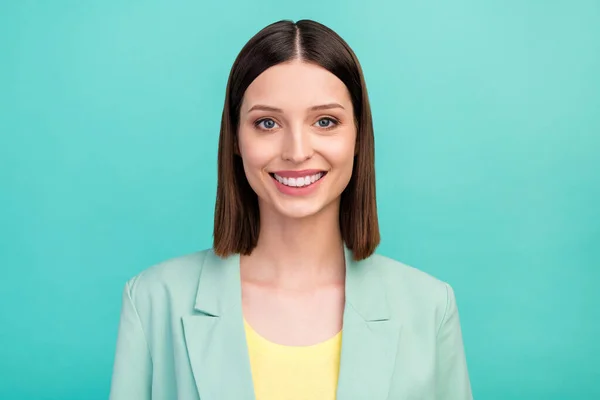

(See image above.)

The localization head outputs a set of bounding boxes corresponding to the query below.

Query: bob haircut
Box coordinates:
[213,19,379,261]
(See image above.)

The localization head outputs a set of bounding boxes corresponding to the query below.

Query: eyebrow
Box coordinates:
[247,103,346,113]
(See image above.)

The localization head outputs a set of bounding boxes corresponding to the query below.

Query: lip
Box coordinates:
[270,169,326,178]
[269,170,327,196]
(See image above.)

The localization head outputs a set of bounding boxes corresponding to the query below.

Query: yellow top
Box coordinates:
[244,319,342,400]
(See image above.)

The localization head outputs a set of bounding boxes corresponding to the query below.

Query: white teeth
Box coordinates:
[273,172,324,188]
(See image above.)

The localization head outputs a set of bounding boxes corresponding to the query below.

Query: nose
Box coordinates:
[281,125,313,164]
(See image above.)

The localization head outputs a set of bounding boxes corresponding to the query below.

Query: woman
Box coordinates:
[110,19,472,400]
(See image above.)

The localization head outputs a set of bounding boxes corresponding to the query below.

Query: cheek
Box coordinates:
[239,148,263,172]
[238,132,274,193]
[238,132,264,170]
[323,135,356,172]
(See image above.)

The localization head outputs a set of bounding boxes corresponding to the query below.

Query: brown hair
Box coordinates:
[213,19,379,261]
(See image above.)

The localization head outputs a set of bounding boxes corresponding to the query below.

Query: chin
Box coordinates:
[268,192,342,220]
[272,202,325,220]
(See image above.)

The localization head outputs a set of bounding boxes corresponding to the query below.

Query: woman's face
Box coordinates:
[238,60,357,220]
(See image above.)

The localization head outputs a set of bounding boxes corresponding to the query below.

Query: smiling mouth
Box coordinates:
[269,171,327,188]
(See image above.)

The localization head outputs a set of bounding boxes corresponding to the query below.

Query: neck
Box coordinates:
[241,201,345,288]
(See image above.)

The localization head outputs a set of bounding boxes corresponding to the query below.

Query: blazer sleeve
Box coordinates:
[435,283,473,400]
[109,281,152,400]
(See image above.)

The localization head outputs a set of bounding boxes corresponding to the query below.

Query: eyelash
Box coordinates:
[254,117,340,131]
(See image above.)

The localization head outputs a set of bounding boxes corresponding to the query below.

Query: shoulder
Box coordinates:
[367,253,454,323]
[369,253,449,293]
[123,249,212,311]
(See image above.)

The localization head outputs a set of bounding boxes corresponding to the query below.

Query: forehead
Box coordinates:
[241,61,352,113]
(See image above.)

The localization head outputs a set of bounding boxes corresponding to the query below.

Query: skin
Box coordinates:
[237,59,357,346]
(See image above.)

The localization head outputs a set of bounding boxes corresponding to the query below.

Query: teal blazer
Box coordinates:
[109,248,472,399]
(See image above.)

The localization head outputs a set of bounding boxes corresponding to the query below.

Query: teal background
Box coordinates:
[1,0,598,399]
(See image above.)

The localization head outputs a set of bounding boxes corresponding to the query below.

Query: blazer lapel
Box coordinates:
[336,247,401,400]
[181,250,255,400]
[180,247,400,400]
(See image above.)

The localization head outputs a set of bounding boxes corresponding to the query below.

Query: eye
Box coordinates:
[314,117,339,129]
[255,118,279,131]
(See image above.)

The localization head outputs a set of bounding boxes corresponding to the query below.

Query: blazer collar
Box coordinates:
[182,247,400,400]
[182,250,254,399]
[192,246,391,320]
[192,249,240,317]
[342,246,390,322]
[336,246,399,399]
